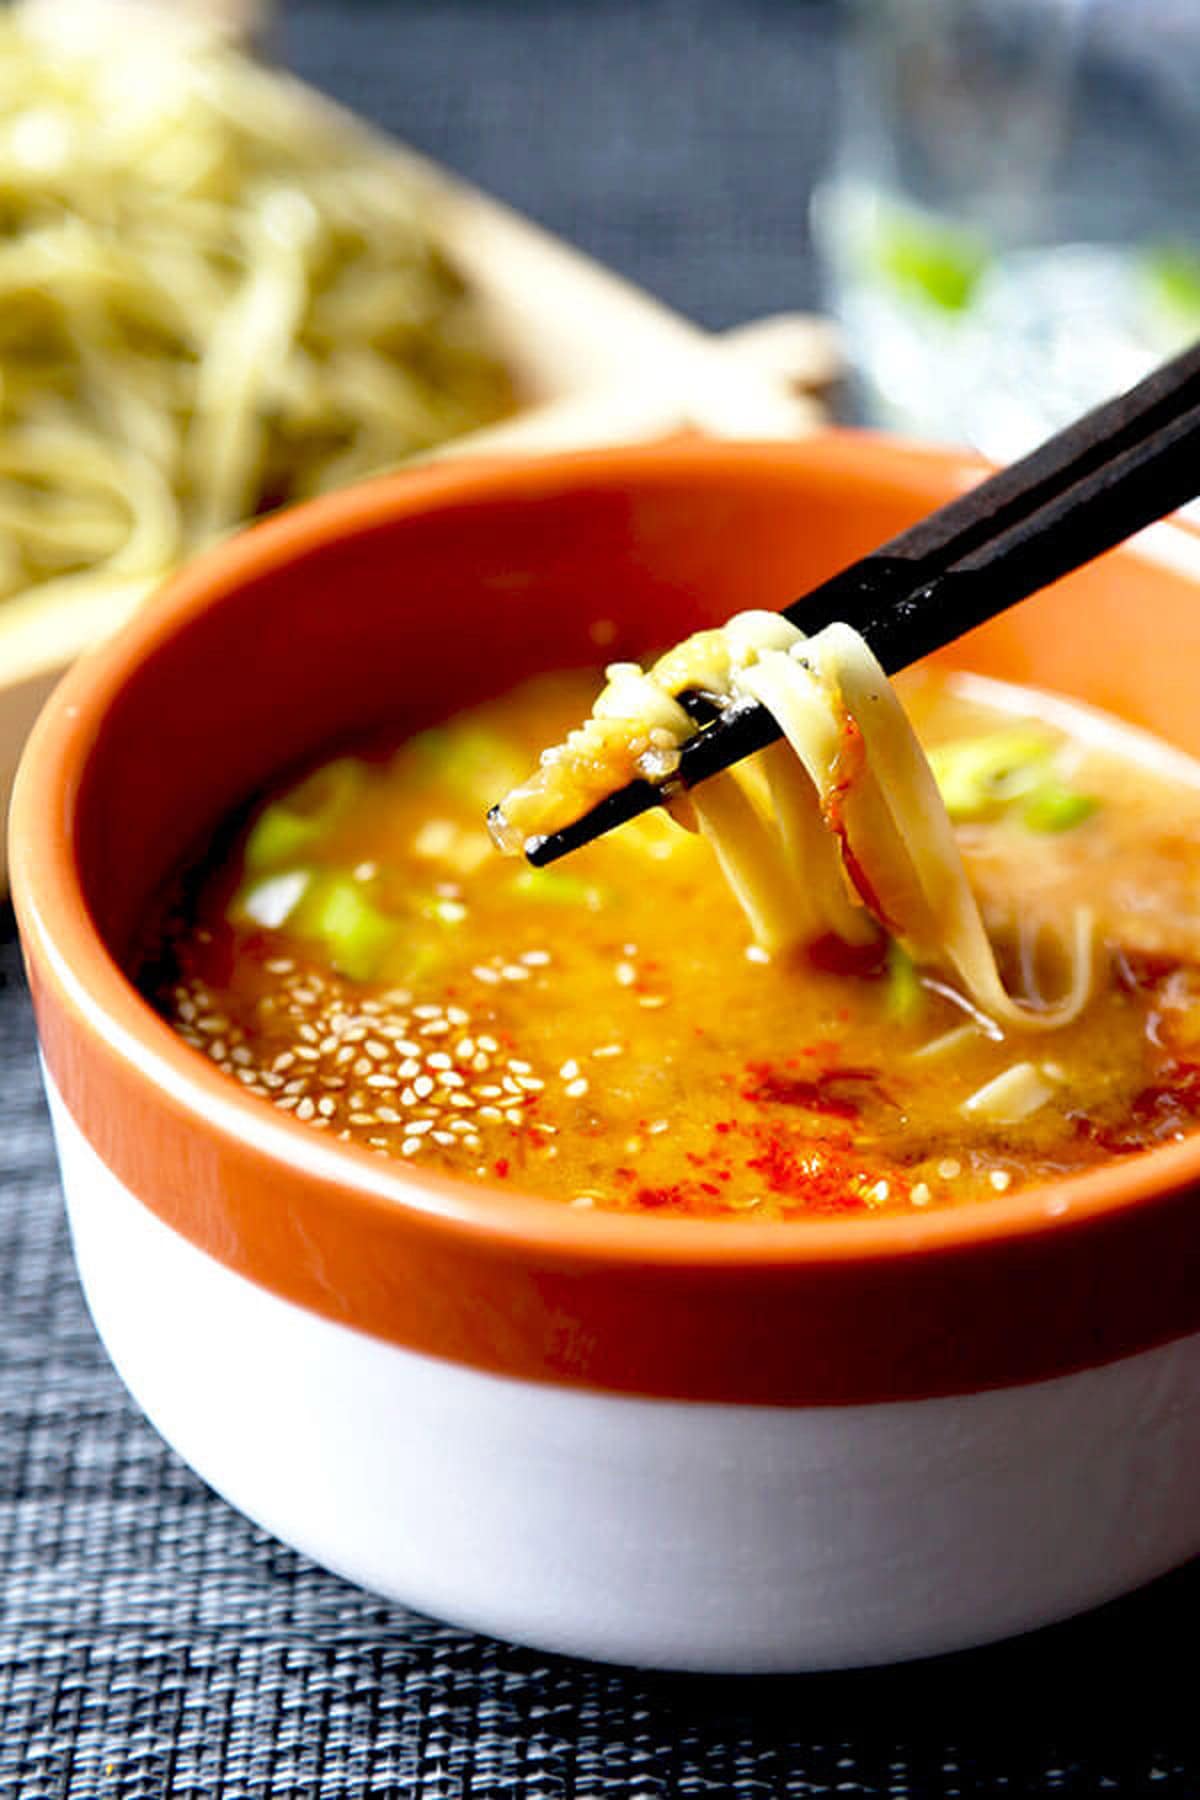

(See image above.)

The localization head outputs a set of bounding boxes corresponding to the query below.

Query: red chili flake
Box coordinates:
[745,1137,864,1210]
[493,1157,510,1178]
[1074,1058,1200,1154]
[614,1166,636,1183]
[742,1061,886,1120]
[714,1120,733,1135]
[635,1185,685,1209]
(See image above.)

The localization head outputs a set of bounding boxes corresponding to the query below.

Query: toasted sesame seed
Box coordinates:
[472,965,500,984]
[937,1158,962,1180]
[911,1182,932,1207]
[565,1077,589,1099]
[401,1137,424,1156]
[295,1098,316,1121]
[477,1036,499,1053]
[427,1052,453,1070]
[477,1107,503,1123]
[615,962,636,986]
[989,1170,1012,1192]
[592,1044,623,1058]
[432,1131,455,1147]
[412,1075,435,1099]
[521,950,551,966]
[559,1059,580,1080]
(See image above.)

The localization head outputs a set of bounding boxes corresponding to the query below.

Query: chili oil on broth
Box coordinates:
[138,670,1200,1219]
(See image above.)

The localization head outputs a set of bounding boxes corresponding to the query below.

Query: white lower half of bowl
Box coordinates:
[47,1073,1200,1673]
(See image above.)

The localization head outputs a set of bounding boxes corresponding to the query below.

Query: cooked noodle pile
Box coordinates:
[0,5,513,632]
[492,612,1094,1035]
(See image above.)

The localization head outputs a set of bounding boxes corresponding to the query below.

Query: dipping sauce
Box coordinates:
[136,671,1200,1217]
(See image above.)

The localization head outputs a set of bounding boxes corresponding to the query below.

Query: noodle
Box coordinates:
[493,613,1096,1033]
[0,6,513,628]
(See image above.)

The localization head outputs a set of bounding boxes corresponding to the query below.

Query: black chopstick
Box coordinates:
[514,341,1200,866]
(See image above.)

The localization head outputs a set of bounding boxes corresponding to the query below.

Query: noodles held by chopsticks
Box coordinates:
[0,4,513,629]
[493,613,1095,1033]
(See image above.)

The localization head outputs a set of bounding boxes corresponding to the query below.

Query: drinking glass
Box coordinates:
[815,0,1200,456]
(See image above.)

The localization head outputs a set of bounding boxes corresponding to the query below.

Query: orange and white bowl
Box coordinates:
[12,438,1200,1671]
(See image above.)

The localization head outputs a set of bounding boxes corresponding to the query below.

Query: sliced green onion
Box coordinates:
[509,866,609,909]
[884,939,924,1023]
[872,209,990,312]
[297,875,397,981]
[244,805,323,872]
[1143,241,1200,324]
[409,723,527,805]
[245,757,367,872]
[929,729,1054,822]
[232,868,312,929]
[1021,783,1096,833]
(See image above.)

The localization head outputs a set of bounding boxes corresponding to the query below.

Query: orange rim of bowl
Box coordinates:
[14,435,1200,1402]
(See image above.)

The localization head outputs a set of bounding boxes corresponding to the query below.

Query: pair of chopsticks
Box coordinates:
[517,338,1200,867]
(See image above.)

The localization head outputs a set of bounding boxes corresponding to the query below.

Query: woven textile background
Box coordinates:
[4,2,1200,1793]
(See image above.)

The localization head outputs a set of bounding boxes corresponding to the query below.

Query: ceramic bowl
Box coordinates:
[12,437,1200,1673]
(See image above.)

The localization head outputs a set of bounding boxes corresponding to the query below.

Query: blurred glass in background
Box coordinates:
[815,0,1200,456]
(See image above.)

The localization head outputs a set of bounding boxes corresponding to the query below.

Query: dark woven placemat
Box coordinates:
[5,2,1200,1792]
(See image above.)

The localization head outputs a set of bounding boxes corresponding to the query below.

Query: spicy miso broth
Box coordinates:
[136,671,1200,1218]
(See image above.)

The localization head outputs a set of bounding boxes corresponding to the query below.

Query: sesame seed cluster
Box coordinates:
[169,949,569,1170]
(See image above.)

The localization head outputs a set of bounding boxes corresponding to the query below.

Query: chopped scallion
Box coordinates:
[232,869,312,929]
[297,875,397,981]
[929,729,1054,822]
[410,723,527,805]
[1021,783,1096,833]
[245,757,367,871]
[872,210,990,312]
[509,867,608,908]
[885,939,924,1023]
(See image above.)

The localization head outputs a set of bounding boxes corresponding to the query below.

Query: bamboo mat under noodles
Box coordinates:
[4,1,1200,1792]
